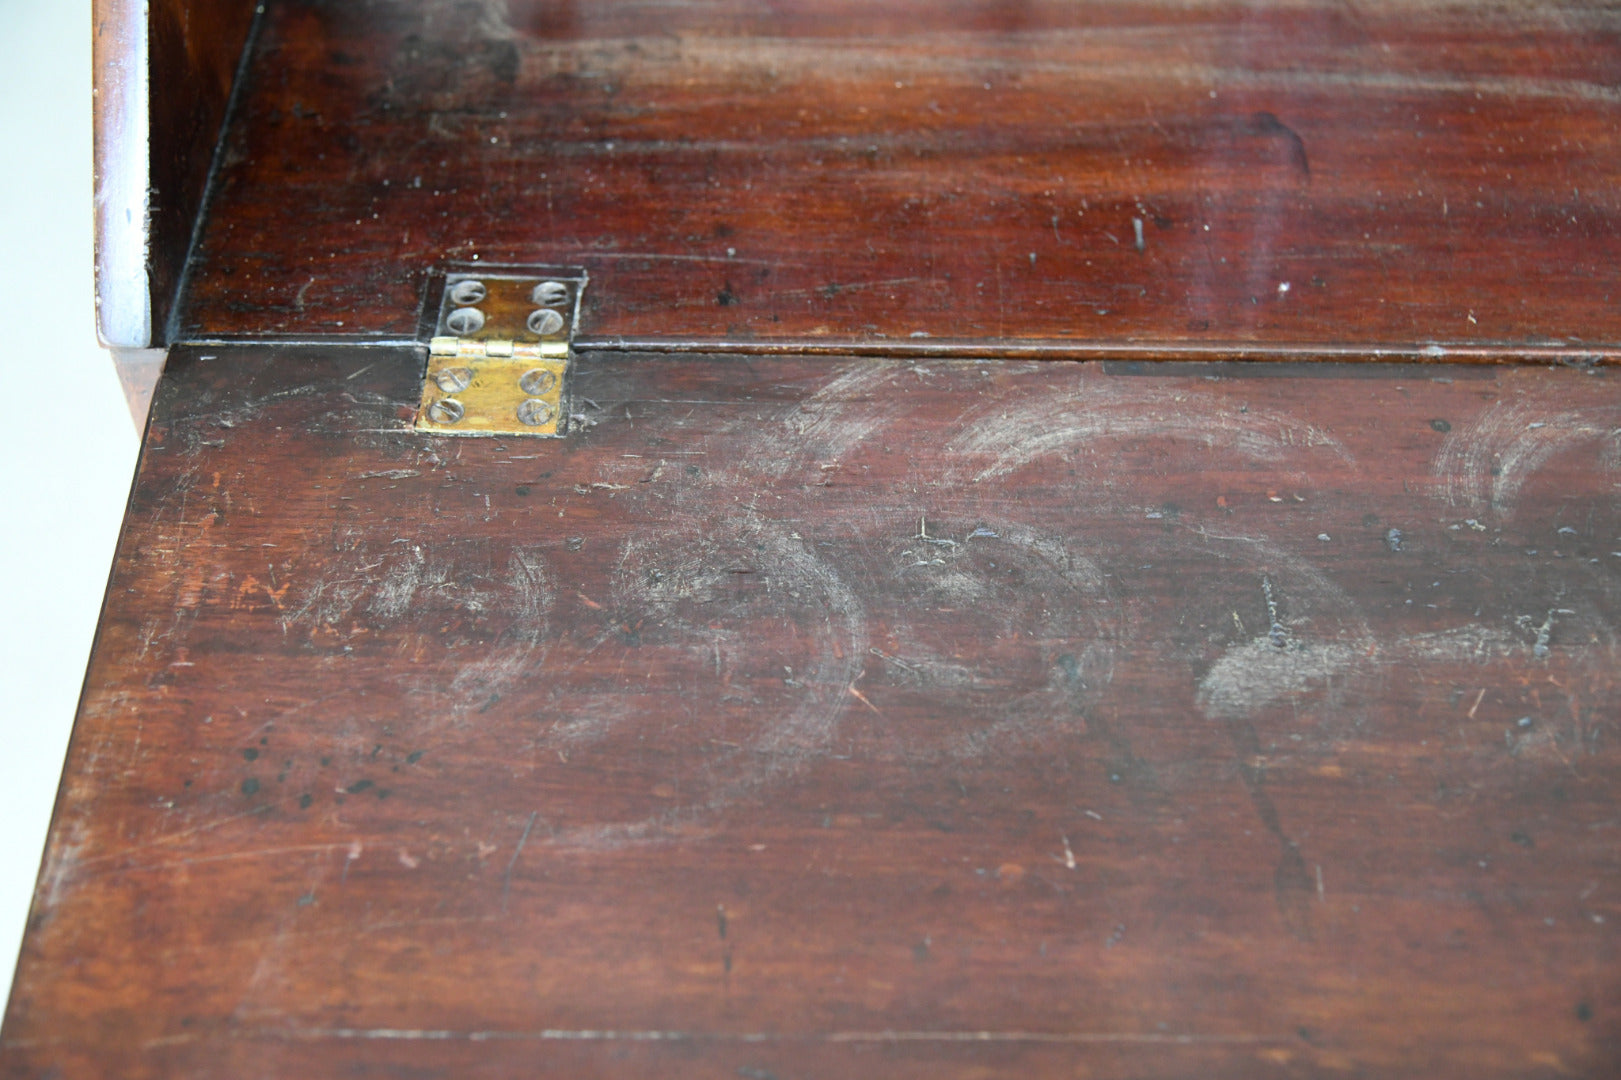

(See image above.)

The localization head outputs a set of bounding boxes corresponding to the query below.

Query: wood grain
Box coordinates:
[175,0,1621,359]
[3,345,1619,1077]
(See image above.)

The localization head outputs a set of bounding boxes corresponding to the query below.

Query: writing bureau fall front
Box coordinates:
[5,2,1621,1078]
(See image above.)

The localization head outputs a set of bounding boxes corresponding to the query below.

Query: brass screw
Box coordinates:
[434,366,474,393]
[446,308,486,336]
[527,308,565,336]
[532,281,569,307]
[449,279,487,305]
[517,399,554,426]
[518,368,557,396]
[427,399,465,425]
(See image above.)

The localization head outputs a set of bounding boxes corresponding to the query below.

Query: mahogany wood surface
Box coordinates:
[4,345,1619,1077]
[93,0,258,347]
[177,0,1621,359]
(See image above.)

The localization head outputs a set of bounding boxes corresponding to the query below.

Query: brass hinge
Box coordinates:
[417,268,587,437]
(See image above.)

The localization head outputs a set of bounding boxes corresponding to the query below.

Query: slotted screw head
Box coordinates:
[446,307,486,336]
[527,308,565,336]
[427,399,465,424]
[434,366,474,393]
[518,368,557,396]
[517,399,554,426]
[532,281,570,307]
[449,279,487,305]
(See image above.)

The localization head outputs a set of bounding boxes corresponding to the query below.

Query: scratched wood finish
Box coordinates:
[3,346,1619,1077]
[173,0,1621,358]
[93,0,258,347]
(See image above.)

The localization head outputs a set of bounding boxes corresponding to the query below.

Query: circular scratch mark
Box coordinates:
[1431,400,1621,516]
[854,515,1129,779]
[943,382,1354,486]
[537,515,867,846]
[285,539,554,719]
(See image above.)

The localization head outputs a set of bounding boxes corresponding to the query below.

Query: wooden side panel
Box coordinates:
[177,0,1621,357]
[3,346,1619,1077]
[94,0,258,347]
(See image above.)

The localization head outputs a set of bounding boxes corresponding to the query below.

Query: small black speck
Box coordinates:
[243,748,259,762]
[298,794,313,809]
[1511,831,1534,848]
[320,756,332,767]
[346,779,374,795]
[1578,1002,1594,1022]
[1430,418,1452,433]
[376,788,392,799]
[260,736,268,745]
[407,751,424,765]
[716,282,738,306]
[241,778,260,796]
[515,485,532,496]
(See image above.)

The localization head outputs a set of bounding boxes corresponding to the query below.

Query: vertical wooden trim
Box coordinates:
[92,0,149,348]
[92,0,259,349]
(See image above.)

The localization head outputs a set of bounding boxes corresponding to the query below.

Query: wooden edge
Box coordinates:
[92,0,259,349]
[572,338,1616,366]
[92,0,149,349]
[110,347,166,431]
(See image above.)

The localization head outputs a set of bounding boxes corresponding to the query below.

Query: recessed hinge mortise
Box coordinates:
[417,267,587,438]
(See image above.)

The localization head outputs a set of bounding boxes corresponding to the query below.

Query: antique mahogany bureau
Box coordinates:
[5,1,1621,1076]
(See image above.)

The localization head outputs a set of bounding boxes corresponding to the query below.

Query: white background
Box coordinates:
[0,0,143,1003]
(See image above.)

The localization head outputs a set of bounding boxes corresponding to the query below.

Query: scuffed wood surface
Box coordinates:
[177,0,1621,358]
[3,346,1619,1077]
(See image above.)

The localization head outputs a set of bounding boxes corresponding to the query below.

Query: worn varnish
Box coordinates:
[46,0,1621,1075]
[176,0,1621,358]
[2,346,1618,1077]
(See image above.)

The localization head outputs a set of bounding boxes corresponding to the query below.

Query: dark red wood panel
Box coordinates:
[4,346,1619,1077]
[176,0,1621,358]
